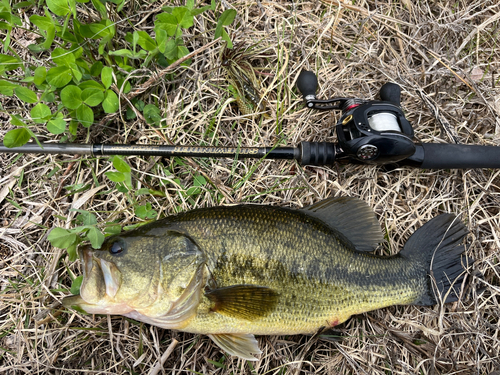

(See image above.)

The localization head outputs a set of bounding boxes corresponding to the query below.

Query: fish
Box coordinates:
[62,197,471,361]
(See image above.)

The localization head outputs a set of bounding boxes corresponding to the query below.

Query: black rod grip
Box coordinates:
[296,70,318,98]
[379,82,401,106]
[419,143,500,169]
[299,142,336,165]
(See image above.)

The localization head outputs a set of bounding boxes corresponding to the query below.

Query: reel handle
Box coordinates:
[296,70,318,100]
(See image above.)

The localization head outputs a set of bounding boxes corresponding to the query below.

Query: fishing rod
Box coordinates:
[1,70,500,169]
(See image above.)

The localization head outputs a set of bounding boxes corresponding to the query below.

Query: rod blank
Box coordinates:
[0,143,92,155]
[0,142,300,161]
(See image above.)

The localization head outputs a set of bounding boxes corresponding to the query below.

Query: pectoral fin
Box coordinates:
[208,333,261,361]
[205,285,278,321]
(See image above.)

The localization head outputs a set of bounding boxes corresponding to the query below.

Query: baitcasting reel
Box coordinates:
[297,70,416,166]
[295,69,500,169]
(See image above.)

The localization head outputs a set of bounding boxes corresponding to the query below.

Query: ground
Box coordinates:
[1,1,499,374]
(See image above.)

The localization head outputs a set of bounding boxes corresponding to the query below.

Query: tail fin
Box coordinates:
[400,214,471,306]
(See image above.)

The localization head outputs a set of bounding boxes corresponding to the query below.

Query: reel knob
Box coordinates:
[297,70,318,106]
[379,82,401,106]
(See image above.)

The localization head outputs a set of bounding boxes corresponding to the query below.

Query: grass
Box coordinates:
[1,0,500,374]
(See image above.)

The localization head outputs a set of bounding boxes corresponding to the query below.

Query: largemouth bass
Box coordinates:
[63,197,470,360]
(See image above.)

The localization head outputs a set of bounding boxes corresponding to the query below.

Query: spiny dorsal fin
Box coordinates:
[208,333,261,361]
[205,285,278,321]
[300,196,384,252]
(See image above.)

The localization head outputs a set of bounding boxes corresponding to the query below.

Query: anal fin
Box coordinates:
[208,333,261,361]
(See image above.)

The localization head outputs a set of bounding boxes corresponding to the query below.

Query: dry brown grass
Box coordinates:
[1,0,500,374]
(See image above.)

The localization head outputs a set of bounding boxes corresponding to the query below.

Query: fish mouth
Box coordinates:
[62,245,123,314]
[81,244,93,280]
[81,244,122,298]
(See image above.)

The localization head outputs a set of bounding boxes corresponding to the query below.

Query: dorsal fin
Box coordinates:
[300,197,383,252]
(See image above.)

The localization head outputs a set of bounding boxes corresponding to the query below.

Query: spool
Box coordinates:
[367,112,401,132]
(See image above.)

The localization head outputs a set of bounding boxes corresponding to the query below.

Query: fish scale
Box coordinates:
[64,197,470,360]
[162,205,424,335]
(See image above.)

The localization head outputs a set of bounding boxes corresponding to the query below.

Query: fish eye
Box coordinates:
[110,241,124,255]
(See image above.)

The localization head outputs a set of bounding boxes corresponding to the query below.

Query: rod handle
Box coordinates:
[299,142,336,165]
[407,143,500,169]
